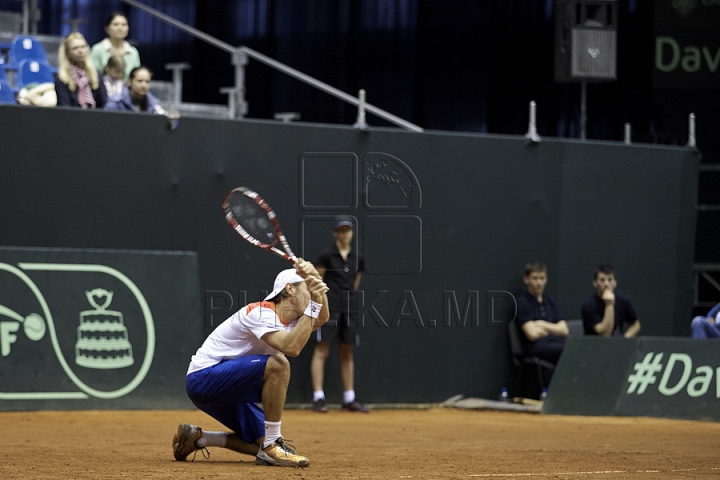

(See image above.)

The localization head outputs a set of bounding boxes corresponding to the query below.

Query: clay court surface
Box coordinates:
[1,408,718,479]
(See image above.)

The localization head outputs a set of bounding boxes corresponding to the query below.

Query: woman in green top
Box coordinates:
[91,12,140,80]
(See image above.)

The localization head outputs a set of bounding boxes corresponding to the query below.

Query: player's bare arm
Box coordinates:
[306,274,330,329]
[263,314,318,357]
[264,277,329,356]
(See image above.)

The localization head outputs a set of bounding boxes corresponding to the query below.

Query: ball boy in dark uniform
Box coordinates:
[310,216,368,412]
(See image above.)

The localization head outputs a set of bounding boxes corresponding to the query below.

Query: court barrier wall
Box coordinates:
[0,246,201,411]
[544,336,720,422]
[0,105,699,409]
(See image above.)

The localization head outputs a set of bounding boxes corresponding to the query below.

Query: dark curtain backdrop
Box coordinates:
[1,0,717,259]
[0,0,710,144]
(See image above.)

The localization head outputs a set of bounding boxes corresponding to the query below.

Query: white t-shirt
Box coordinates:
[187,301,296,375]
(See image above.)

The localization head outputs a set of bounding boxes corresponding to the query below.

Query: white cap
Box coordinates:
[264,268,305,301]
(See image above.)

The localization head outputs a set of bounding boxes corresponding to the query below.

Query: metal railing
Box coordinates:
[121,0,423,131]
[698,164,720,212]
[14,0,38,35]
[693,263,720,308]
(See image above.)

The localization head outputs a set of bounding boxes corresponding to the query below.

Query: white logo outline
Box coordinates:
[0,262,155,400]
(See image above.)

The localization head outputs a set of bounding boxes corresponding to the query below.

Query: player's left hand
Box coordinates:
[305,274,329,299]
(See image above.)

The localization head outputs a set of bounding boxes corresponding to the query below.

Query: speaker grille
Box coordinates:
[571,29,616,79]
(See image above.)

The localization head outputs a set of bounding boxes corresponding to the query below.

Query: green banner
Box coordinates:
[545,336,720,422]
[654,1,720,89]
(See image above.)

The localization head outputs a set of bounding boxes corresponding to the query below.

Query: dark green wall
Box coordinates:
[0,106,699,405]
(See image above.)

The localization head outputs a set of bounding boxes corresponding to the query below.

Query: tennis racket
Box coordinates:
[222,186,297,263]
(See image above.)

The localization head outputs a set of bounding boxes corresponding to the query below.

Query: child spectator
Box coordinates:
[103,55,126,97]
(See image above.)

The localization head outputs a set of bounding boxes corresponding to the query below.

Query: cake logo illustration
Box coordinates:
[75,288,134,369]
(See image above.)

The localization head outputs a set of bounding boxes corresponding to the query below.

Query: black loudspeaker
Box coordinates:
[554,0,618,82]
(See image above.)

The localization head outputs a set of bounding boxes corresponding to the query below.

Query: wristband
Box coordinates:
[304,301,322,319]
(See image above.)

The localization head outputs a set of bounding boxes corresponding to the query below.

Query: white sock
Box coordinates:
[313,390,325,402]
[343,390,355,404]
[195,430,227,448]
[263,421,281,448]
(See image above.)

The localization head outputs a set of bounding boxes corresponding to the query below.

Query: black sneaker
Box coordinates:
[341,401,370,412]
[312,398,328,413]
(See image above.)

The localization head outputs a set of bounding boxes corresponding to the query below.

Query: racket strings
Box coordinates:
[226,192,277,246]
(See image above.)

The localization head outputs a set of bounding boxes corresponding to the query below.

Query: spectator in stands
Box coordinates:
[581,264,641,337]
[104,66,166,114]
[690,303,720,339]
[91,12,140,80]
[515,262,568,366]
[55,32,107,109]
[102,55,125,97]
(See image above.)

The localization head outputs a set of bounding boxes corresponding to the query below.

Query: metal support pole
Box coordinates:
[220,87,237,119]
[64,18,86,33]
[580,81,587,140]
[232,48,248,118]
[30,0,38,35]
[164,62,190,107]
[354,89,367,130]
[17,0,29,35]
[525,100,541,143]
[624,123,631,145]
[687,113,696,148]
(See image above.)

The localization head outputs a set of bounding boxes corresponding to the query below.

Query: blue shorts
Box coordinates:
[185,355,269,444]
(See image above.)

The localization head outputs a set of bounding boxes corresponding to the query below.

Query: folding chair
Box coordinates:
[508,319,556,394]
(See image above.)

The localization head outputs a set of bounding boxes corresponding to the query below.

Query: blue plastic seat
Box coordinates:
[0,81,17,104]
[0,58,8,83]
[14,59,54,89]
[9,35,48,66]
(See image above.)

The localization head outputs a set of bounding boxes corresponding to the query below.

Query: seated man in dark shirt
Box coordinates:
[581,264,641,338]
[515,262,568,365]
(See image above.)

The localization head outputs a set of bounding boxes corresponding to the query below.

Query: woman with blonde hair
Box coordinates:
[54,32,108,108]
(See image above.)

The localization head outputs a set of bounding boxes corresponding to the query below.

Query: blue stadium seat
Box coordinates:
[14,59,54,89]
[0,58,8,83]
[9,35,48,66]
[0,80,17,104]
